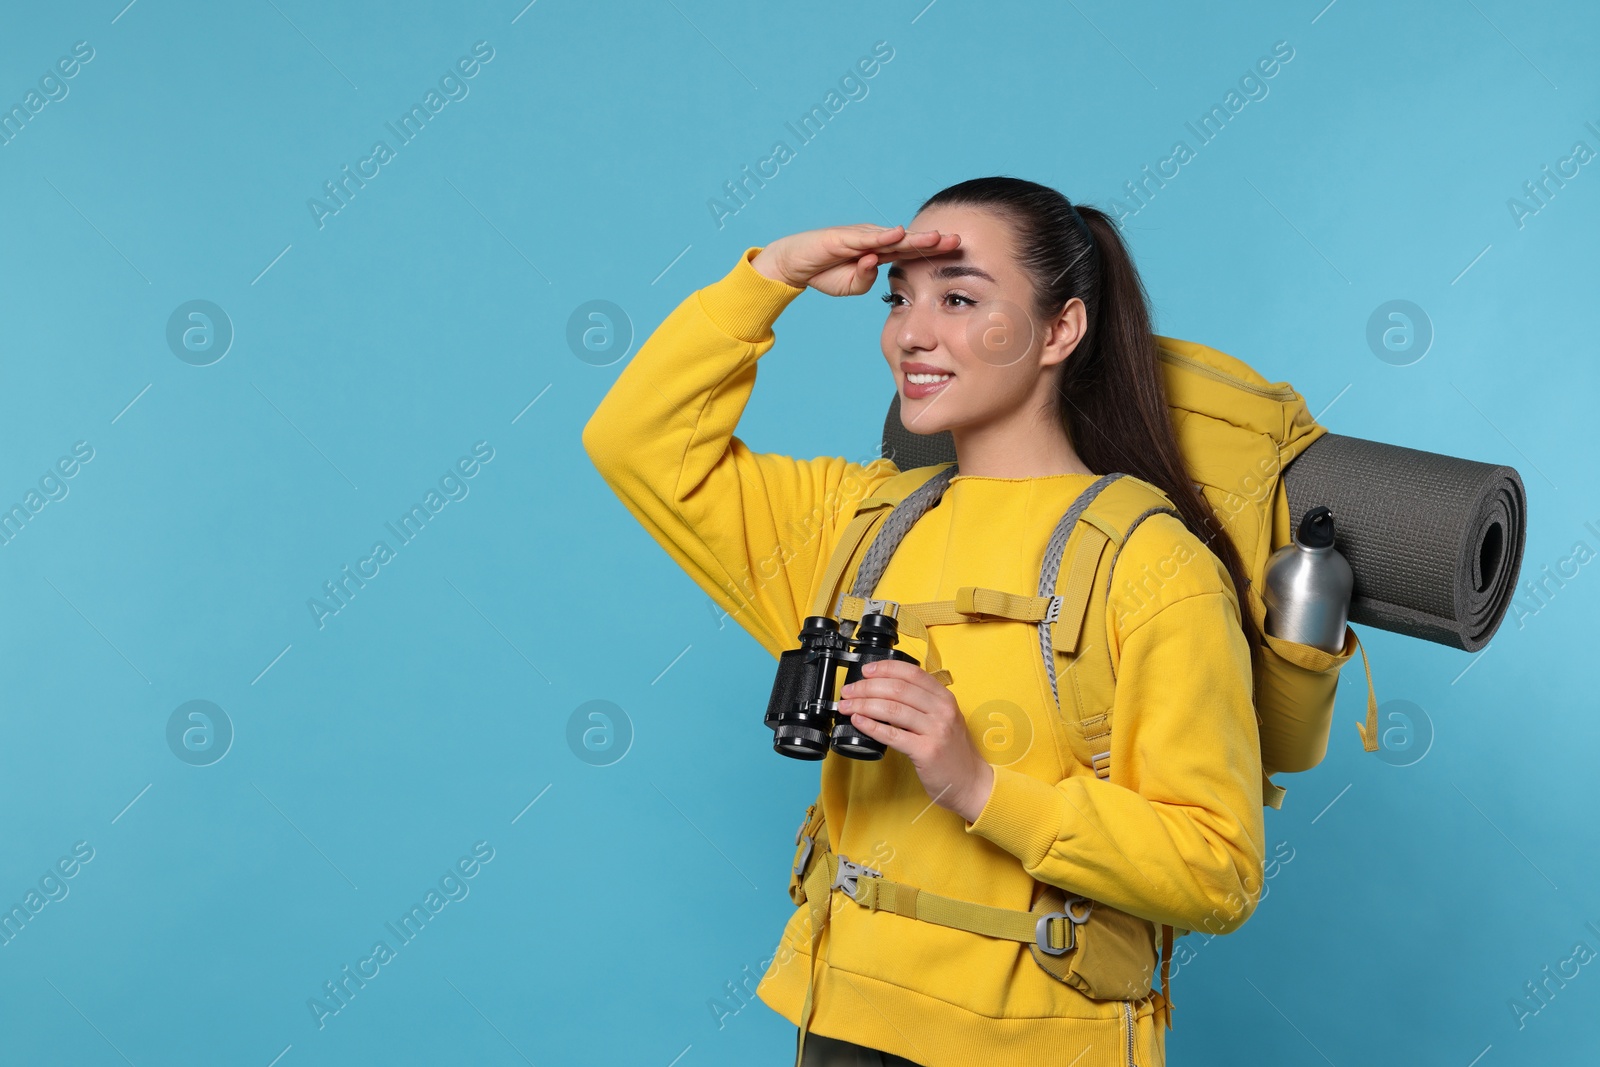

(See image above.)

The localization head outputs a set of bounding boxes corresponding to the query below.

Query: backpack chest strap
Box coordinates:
[839,586,1062,631]
[834,585,1072,687]
[831,591,955,686]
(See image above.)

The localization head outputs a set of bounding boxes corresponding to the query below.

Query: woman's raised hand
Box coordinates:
[751,224,961,297]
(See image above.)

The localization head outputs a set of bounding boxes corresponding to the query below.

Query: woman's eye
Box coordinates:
[880,291,974,307]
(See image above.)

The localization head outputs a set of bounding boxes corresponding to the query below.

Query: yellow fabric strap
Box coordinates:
[838,593,931,640]
[891,601,968,629]
[810,505,892,618]
[1348,630,1380,753]
[1261,770,1286,810]
[952,586,1058,623]
[835,584,1060,687]
[1159,924,1175,1030]
[1052,525,1111,654]
[833,595,954,687]
[794,843,839,1067]
[798,842,1075,953]
[850,871,1074,950]
[840,586,1056,632]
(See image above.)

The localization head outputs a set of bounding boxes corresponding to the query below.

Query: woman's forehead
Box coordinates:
[899,206,1018,276]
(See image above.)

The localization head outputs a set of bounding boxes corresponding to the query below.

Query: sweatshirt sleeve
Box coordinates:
[581,246,900,660]
[962,518,1267,935]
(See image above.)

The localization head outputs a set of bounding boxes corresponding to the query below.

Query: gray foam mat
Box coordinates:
[1284,433,1525,652]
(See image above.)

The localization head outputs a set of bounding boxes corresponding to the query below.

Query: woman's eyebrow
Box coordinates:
[885,263,997,283]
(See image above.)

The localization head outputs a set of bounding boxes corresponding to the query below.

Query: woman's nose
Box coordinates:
[897,301,937,352]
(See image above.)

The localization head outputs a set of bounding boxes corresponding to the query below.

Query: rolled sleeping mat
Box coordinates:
[880,396,1528,651]
[1283,433,1526,652]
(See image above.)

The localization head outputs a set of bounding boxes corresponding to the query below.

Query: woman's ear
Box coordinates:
[1039,297,1088,368]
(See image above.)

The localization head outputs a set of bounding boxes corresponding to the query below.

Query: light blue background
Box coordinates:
[1,1,1595,1063]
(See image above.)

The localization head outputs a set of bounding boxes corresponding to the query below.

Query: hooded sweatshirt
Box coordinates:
[581,246,1266,1067]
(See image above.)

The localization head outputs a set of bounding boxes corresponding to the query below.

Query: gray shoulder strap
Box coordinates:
[841,464,959,634]
[1036,473,1127,707]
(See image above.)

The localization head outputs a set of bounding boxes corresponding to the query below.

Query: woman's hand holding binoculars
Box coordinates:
[839,658,996,824]
[751,224,961,297]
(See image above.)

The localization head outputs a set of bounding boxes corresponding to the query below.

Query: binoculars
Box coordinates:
[764,604,919,761]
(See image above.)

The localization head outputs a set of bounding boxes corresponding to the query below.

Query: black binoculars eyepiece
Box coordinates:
[764,609,920,761]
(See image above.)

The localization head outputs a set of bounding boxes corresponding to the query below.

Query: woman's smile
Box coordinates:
[902,361,955,399]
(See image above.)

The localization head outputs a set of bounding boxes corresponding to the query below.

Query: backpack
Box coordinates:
[785,335,1380,1040]
[846,333,1381,810]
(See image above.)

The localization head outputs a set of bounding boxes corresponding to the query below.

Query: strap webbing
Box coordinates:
[1038,474,1125,708]
[1262,770,1287,810]
[832,594,954,685]
[794,834,835,1067]
[810,506,892,619]
[1159,923,1175,1029]
[1049,526,1109,660]
[792,839,1129,1061]
[837,593,934,639]
[1349,630,1380,754]
[844,465,959,633]
[839,586,1058,631]
[852,870,1074,948]
[954,586,1059,622]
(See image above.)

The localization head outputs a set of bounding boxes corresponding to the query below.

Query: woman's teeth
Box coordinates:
[906,372,953,383]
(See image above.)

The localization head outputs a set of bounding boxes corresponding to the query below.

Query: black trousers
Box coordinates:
[796,1028,925,1066]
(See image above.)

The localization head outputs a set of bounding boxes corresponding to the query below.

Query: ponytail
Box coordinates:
[919,177,1263,658]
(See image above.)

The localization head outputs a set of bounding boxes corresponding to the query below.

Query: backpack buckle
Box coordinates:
[1043,595,1063,624]
[793,835,814,879]
[1035,912,1073,955]
[1035,895,1093,955]
[831,854,881,901]
[835,594,899,619]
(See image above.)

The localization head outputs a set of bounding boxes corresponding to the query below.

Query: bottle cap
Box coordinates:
[1296,506,1336,550]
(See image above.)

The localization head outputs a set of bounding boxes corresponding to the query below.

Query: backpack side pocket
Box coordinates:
[1028,885,1160,1001]
[1255,624,1357,776]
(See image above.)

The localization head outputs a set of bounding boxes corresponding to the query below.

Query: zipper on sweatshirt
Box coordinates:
[1122,1001,1138,1067]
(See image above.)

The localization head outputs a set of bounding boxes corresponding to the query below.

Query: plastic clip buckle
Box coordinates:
[1035,912,1072,955]
[793,835,814,879]
[831,854,881,901]
[1035,896,1093,956]
[1043,595,1063,625]
[836,594,899,620]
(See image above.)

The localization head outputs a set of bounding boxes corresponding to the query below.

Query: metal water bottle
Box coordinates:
[1263,506,1353,654]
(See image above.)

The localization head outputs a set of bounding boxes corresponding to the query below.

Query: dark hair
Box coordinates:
[918,175,1263,657]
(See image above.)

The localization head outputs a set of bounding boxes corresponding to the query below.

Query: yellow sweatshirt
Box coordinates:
[582,247,1266,1067]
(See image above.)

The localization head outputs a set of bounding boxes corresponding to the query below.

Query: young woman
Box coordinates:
[583,177,1266,1067]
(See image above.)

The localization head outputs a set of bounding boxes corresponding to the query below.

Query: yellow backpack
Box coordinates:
[1150,334,1380,794]
[860,333,1380,807]
[784,335,1381,1048]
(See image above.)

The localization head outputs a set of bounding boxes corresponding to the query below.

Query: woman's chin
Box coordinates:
[898,412,955,437]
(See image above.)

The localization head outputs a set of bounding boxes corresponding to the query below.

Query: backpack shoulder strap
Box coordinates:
[1038,474,1180,778]
[1046,474,1290,808]
[808,462,956,621]
[1034,473,1187,1031]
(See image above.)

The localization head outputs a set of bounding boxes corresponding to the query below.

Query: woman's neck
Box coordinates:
[950,412,1094,479]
